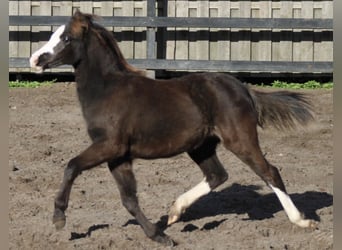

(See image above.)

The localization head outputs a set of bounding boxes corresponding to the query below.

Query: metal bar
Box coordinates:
[146,0,156,60]
[130,59,333,73]
[146,0,157,78]
[9,16,333,29]
[149,17,333,29]
[9,58,333,73]
[147,0,156,18]
[9,16,69,26]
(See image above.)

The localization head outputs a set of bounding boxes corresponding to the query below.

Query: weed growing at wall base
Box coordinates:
[265,80,333,89]
[9,79,333,89]
[9,79,56,88]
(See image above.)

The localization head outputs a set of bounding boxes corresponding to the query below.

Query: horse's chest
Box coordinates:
[81,103,125,142]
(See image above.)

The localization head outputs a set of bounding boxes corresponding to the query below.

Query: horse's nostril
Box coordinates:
[37,52,51,66]
[29,56,38,68]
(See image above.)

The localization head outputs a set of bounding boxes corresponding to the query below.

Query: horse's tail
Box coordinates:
[248,88,314,130]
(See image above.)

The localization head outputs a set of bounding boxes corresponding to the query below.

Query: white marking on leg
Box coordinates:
[29,25,65,72]
[177,178,211,209]
[270,185,317,228]
[168,178,211,225]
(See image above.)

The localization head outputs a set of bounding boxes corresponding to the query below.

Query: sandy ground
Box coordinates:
[9,83,333,250]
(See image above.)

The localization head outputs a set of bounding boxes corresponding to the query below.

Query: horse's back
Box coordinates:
[175,72,255,118]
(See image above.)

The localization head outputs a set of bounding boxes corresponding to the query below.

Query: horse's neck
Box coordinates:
[74,33,127,109]
[74,60,104,107]
[75,39,120,85]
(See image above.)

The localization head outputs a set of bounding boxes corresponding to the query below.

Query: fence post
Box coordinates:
[146,0,156,78]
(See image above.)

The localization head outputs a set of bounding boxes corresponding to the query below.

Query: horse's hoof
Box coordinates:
[152,233,177,247]
[167,215,179,226]
[308,220,319,229]
[54,218,66,230]
[53,209,66,230]
[167,203,182,225]
[294,218,318,229]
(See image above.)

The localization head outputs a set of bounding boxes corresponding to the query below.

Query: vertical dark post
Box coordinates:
[146,0,156,78]
[156,0,168,77]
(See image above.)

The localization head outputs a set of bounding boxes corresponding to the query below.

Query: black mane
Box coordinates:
[89,20,145,76]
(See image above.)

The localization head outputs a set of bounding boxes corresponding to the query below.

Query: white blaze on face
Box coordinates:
[29,25,66,72]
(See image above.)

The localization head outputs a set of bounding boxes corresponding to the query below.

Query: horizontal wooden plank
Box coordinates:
[9,16,333,29]
[9,58,333,73]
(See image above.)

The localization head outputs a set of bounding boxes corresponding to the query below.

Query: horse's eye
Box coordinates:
[63,36,70,43]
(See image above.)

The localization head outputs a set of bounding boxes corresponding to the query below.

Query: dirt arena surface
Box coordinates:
[9,82,333,250]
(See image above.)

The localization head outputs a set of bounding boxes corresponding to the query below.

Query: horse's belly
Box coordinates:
[129,126,206,159]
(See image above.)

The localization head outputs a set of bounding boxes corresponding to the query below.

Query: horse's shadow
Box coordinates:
[155,183,333,232]
[69,183,333,240]
[69,224,109,240]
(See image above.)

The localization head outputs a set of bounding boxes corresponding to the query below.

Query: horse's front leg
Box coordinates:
[108,160,175,246]
[53,141,122,229]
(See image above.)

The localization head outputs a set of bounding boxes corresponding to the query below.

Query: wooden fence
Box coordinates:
[9,0,333,75]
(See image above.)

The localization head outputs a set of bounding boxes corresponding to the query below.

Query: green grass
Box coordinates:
[9,79,333,90]
[260,80,333,89]
[9,79,57,88]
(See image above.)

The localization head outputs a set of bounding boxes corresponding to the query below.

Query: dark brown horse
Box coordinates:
[30,11,317,246]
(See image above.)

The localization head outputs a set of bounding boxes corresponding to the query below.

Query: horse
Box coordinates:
[30,10,317,246]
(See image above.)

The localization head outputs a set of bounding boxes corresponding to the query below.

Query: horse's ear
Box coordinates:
[73,9,81,16]
[73,10,91,21]
[70,10,92,37]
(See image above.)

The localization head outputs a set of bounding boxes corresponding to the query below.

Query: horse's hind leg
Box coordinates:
[221,123,317,228]
[168,137,228,225]
[108,160,175,246]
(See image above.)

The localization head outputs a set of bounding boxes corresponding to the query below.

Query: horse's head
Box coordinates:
[30,10,93,72]
[30,10,145,76]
